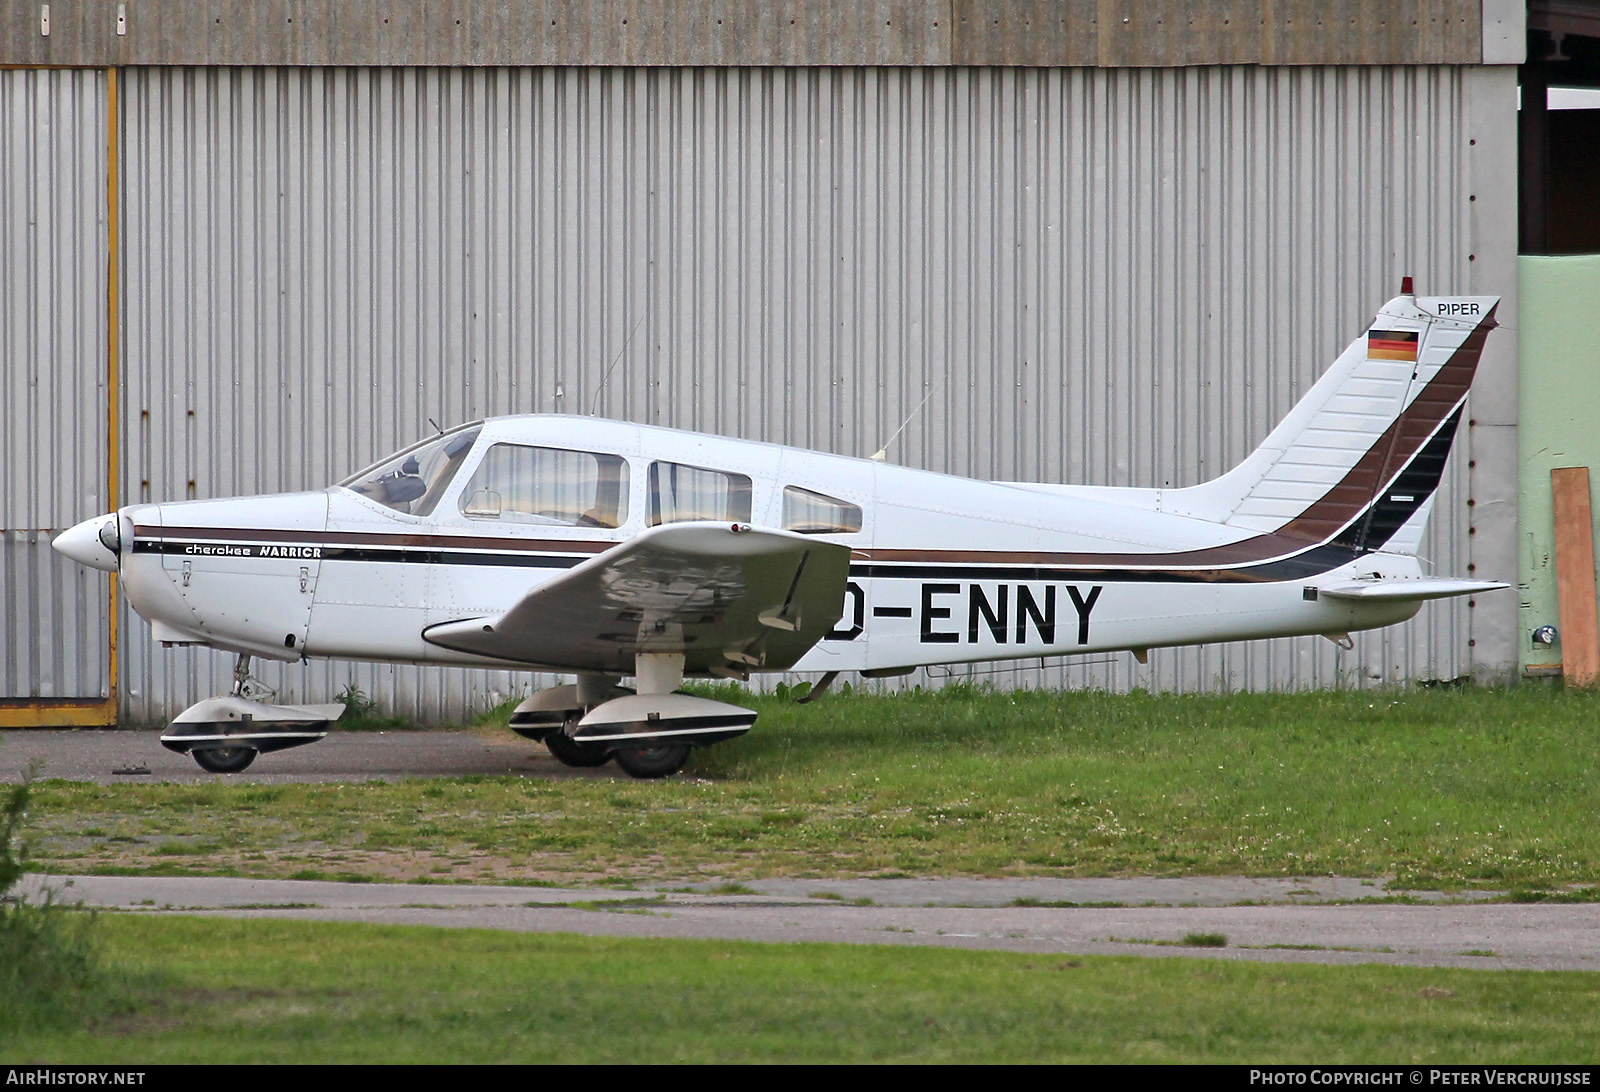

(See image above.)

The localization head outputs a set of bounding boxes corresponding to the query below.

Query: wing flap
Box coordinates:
[422,522,851,675]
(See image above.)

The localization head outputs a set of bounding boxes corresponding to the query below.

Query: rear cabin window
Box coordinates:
[782,486,863,534]
[458,444,630,528]
[648,461,753,526]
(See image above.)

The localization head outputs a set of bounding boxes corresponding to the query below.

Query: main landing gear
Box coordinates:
[159,654,344,774]
[610,741,694,780]
[509,658,757,780]
[541,728,611,769]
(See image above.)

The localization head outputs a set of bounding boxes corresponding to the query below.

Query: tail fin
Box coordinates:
[1168,290,1499,557]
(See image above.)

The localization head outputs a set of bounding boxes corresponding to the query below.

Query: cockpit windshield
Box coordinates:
[341,424,483,516]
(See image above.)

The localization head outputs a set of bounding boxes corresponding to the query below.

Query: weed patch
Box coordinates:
[333,684,419,732]
[0,770,129,1037]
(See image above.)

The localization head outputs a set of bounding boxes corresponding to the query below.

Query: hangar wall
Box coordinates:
[74,63,1514,723]
[0,68,114,721]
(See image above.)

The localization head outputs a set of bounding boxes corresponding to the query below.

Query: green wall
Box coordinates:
[1517,255,1600,674]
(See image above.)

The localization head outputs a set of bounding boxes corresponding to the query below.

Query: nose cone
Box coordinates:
[53,514,123,572]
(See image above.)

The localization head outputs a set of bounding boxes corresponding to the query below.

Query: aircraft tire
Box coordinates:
[544,731,611,768]
[192,746,257,774]
[612,742,691,780]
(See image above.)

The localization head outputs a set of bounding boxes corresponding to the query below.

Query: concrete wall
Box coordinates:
[1,0,1496,68]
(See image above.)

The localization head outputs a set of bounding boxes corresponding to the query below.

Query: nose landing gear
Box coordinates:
[159,654,344,774]
[191,746,258,774]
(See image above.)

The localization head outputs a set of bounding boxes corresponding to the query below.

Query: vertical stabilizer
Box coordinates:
[1162,292,1498,557]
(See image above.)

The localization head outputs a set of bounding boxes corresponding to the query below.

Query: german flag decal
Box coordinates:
[1368,329,1419,361]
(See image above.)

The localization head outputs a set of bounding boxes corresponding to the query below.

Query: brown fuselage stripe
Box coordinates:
[135,526,614,555]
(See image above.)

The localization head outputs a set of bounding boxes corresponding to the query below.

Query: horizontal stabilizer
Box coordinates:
[1317,578,1508,603]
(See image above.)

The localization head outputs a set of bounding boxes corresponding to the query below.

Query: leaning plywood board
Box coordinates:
[1551,467,1600,686]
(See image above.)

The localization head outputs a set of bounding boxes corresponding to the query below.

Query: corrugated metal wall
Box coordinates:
[0,69,111,704]
[105,64,1509,724]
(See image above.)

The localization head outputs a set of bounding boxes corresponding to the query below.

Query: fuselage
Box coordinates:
[86,414,1424,677]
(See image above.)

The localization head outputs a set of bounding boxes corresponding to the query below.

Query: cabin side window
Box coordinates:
[648,461,753,526]
[459,444,630,528]
[782,486,863,534]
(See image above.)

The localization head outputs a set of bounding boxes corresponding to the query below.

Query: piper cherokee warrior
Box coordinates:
[54,283,1506,778]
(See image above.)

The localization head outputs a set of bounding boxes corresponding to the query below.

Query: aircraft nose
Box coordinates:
[53,513,124,572]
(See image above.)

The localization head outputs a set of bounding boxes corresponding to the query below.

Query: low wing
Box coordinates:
[422,522,851,676]
[1318,577,1509,603]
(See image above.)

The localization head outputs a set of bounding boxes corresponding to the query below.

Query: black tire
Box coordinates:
[612,742,691,780]
[192,746,256,774]
[544,731,612,768]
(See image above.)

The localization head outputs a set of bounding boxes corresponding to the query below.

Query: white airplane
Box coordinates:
[54,282,1506,778]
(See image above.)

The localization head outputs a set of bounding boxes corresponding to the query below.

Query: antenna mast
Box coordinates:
[588,314,648,416]
[870,388,935,461]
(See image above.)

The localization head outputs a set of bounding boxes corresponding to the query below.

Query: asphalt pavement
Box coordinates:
[16,873,1600,971]
[0,728,582,784]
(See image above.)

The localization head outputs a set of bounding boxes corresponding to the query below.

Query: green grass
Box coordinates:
[17,686,1600,889]
[6,914,1598,1064]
